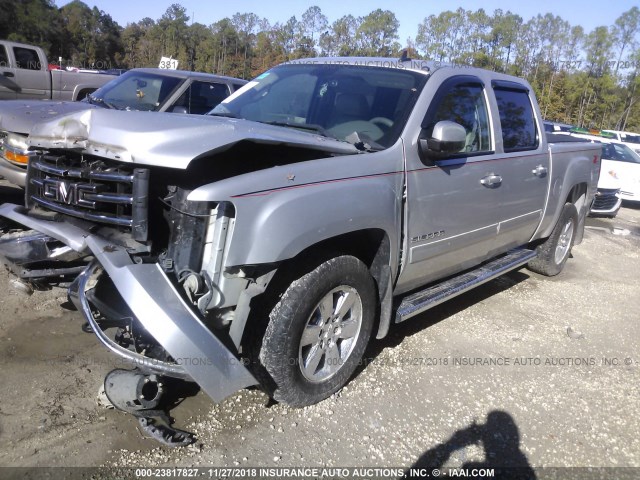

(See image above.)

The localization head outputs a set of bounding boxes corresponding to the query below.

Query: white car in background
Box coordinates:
[602,129,640,155]
[560,130,640,216]
[600,141,640,204]
[590,155,622,218]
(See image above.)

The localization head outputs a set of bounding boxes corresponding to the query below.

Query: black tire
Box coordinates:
[527,202,578,276]
[76,89,93,101]
[258,255,376,407]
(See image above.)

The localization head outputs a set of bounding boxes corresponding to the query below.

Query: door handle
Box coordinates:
[532,165,548,177]
[2,71,14,77]
[480,174,502,187]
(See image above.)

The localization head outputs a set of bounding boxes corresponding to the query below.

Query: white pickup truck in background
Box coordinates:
[0,40,116,101]
[602,129,640,155]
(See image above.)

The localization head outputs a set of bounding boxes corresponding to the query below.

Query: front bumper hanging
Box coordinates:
[0,202,258,403]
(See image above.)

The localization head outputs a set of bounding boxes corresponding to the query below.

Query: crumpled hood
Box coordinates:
[27,109,359,168]
[0,99,98,135]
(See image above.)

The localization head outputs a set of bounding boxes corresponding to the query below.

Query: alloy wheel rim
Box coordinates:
[298,286,363,383]
[554,218,574,264]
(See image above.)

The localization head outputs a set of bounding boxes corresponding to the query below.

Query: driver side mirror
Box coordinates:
[418,120,466,162]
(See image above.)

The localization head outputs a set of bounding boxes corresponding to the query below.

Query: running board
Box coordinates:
[395,249,537,323]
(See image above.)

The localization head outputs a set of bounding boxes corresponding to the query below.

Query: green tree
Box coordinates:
[134,18,163,67]
[319,15,359,56]
[57,1,122,68]
[209,17,240,75]
[461,9,492,67]
[301,6,328,49]
[158,3,190,63]
[231,12,259,76]
[612,6,640,75]
[356,9,400,56]
[584,26,614,76]
[185,22,212,72]
[0,0,61,55]
[488,10,522,71]
[120,21,146,68]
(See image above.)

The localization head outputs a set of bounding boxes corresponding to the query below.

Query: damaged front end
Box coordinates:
[0,103,359,445]
[68,244,257,445]
[67,233,258,401]
[0,201,258,445]
[0,150,261,445]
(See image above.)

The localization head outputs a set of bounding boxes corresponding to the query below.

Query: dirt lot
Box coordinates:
[0,178,639,472]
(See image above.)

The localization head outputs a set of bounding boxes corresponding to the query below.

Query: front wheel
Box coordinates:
[259,255,376,407]
[527,202,578,276]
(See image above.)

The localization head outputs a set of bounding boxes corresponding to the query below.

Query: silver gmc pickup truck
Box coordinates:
[0,57,600,445]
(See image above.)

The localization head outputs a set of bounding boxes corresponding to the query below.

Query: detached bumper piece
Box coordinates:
[103,369,195,447]
[67,240,258,446]
[0,228,88,284]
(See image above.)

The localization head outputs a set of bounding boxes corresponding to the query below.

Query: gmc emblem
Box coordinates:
[42,179,101,209]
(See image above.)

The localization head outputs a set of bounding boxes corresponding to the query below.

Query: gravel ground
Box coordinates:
[0,178,639,474]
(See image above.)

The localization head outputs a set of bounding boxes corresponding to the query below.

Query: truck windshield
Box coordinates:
[87,71,182,111]
[211,64,428,149]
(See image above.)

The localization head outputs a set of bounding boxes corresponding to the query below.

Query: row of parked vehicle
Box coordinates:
[544,121,640,218]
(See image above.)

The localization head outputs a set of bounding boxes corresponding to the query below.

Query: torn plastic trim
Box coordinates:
[83,234,258,403]
[0,228,89,283]
[0,229,73,265]
[0,203,89,252]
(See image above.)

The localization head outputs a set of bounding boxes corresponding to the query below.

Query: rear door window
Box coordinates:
[493,86,538,152]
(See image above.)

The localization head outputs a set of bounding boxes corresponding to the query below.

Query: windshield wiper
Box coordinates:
[86,94,102,107]
[87,94,118,110]
[208,111,239,118]
[344,131,384,152]
[263,121,334,139]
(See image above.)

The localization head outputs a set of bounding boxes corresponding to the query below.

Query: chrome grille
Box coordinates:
[27,153,149,240]
[592,188,620,211]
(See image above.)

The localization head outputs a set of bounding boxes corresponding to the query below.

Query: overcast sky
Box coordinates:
[58,0,639,47]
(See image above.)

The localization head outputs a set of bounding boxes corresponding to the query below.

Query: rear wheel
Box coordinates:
[76,89,93,101]
[528,202,578,276]
[259,255,375,407]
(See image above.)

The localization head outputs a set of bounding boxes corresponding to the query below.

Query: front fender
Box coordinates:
[228,174,402,267]
[188,143,406,271]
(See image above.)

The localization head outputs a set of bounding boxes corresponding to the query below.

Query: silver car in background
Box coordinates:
[0,68,246,187]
